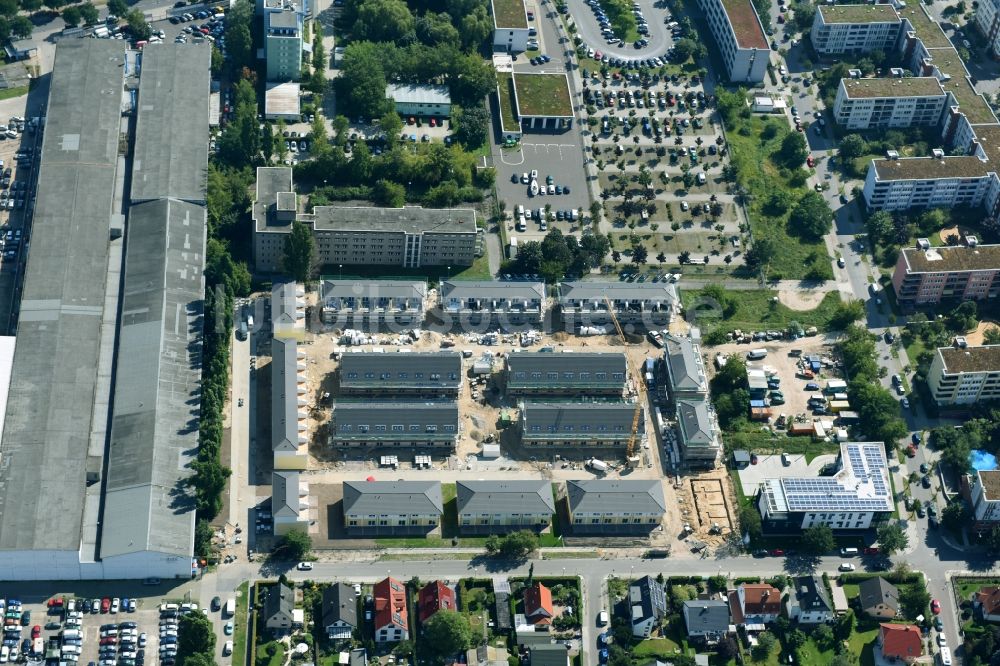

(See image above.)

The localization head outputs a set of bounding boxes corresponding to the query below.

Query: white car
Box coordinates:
[936,635,948,647]
[838,562,856,572]
[110,598,120,614]
[296,562,313,571]
[530,169,538,180]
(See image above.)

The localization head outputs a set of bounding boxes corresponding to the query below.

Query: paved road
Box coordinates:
[567,0,671,61]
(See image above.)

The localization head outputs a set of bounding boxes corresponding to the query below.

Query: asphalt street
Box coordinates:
[567,0,672,61]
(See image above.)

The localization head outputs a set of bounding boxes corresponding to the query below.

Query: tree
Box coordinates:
[336,42,392,119]
[353,0,414,42]
[801,525,835,554]
[632,245,648,264]
[484,530,538,559]
[987,525,1000,553]
[276,528,311,560]
[282,220,317,283]
[18,0,42,12]
[789,191,834,239]
[224,0,254,73]
[107,0,127,15]
[829,300,865,330]
[744,235,777,274]
[839,134,868,161]
[261,123,274,163]
[453,104,489,149]
[61,5,81,26]
[739,504,762,542]
[813,623,834,650]
[126,10,151,41]
[716,637,739,661]
[867,210,894,244]
[672,38,699,63]
[876,521,909,556]
[947,300,978,333]
[899,581,930,619]
[373,179,405,207]
[985,327,1000,346]
[176,613,216,666]
[778,132,808,168]
[421,612,472,658]
[752,632,776,661]
[942,500,972,532]
[9,15,31,38]
[79,2,98,24]
[42,0,66,11]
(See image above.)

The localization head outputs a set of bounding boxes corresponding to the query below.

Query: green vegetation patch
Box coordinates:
[513,73,573,117]
[497,72,520,132]
[491,0,528,28]
[681,288,843,336]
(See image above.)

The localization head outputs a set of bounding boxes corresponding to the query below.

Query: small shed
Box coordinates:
[732,450,751,468]
[482,444,501,458]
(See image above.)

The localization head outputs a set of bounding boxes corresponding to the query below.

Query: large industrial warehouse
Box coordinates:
[0,40,210,580]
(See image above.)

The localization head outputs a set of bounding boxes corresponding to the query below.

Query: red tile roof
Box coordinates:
[880,624,922,660]
[975,586,1000,616]
[524,582,553,625]
[373,577,408,632]
[741,584,781,615]
[418,581,456,624]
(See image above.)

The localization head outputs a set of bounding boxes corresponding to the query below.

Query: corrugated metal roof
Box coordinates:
[386,83,451,106]
[100,197,206,560]
[343,480,443,515]
[567,480,666,514]
[456,480,555,515]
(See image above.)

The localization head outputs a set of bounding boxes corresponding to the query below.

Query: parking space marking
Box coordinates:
[521,143,579,160]
[498,148,525,165]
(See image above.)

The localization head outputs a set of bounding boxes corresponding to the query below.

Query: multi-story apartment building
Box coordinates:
[810,4,902,55]
[455,480,555,534]
[926,343,1000,405]
[696,0,769,82]
[490,0,530,53]
[756,443,894,531]
[676,399,721,467]
[342,481,443,536]
[329,402,459,449]
[891,240,1000,306]
[862,150,997,212]
[338,352,462,398]
[439,279,546,329]
[557,281,676,332]
[505,352,626,396]
[320,279,426,329]
[272,338,308,470]
[261,0,304,82]
[663,334,708,401]
[566,480,667,534]
[518,402,643,448]
[971,470,1000,530]
[833,77,948,130]
[976,0,1000,58]
[253,167,479,273]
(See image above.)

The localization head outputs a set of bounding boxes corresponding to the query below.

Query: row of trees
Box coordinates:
[175,612,217,666]
[839,325,909,446]
[800,522,908,556]
[501,228,610,283]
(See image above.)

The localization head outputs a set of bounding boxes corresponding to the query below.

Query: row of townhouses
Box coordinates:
[663,333,721,468]
[318,278,677,332]
[341,479,666,536]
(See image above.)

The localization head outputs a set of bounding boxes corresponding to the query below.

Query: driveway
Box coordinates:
[567,0,672,60]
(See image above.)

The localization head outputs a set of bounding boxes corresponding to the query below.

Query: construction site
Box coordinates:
[250,285,742,553]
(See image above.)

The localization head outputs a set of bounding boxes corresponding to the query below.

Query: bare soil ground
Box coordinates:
[777,286,831,311]
[964,320,1000,346]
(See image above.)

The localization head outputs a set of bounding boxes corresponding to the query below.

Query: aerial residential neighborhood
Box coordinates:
[1,0,1000,665]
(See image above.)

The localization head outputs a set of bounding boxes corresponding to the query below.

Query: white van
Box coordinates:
[516,204,524,218]
[223,641,233,657]
[1,646,9,663]
[939,646,952,666]
[840,547,859,557]
[160,603,179,612]
[61,630,81,640]
[747,348,767,360]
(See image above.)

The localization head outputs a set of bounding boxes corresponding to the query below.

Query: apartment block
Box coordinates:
[971,470,1000,529]
[338,352,461,398]
[663,334,708,400]
[518,402,643,448]
[455,480,555,534]
[976,0,1000,58]
[891,241,1000,306]
[439,279,546,329]
[810,4,902,55]
[696,0,769,83]
[676,399,721,467]
[566,480,666,534]
[320,279,426,329]
[253,167,478,273]
[557,281,676,332]
[833,77,948,130]
[863,152,996,212]
[490,0,530,53]
[342,481,442,536]
[927,343,1000,405]
[505,351,626,396]
[330,402,459,449]
[261,0,304,82]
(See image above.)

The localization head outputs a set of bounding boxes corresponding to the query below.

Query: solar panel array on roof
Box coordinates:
[777,443,892,512]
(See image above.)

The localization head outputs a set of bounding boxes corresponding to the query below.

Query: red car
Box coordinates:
[931,599,941,614]
[863,547,880,555]
[770,549,785,556]
[31,626,40,639]
[101,598,111,613]
[806,156,815,168]
[46,598,63,609]
[99,637,117,646]
[750,454,758,465]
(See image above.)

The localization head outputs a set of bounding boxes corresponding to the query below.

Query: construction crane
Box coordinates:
[605,297,645,468]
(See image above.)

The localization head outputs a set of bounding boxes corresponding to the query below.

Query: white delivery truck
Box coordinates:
[587,458,608,472]
[224,599,235,617]
[747,348,767,360]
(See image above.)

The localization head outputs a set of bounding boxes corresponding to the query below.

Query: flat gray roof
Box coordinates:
[268,9,300,29]
[386,83,451,105]
[0,39,126,552]
[130,44,211,203]
[310,205,477,235]
[566,480,666,514]
[342,480,443,515]
[456,480,555,515]
[100,198,205,560]
[254,166,294,231]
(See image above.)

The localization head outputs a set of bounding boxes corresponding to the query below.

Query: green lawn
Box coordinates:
[324,252,491,284]
[231,582,250,666]
[632,637,683,659]
[848,627,879,666]
[956,577,1000,600]
[681,288,843,335]
[725,115,833,280]
[496,72,520,133]
[258,642,285,666]
[0,86,28,102]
